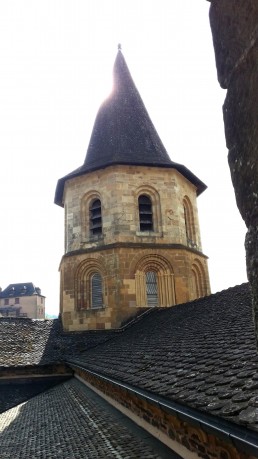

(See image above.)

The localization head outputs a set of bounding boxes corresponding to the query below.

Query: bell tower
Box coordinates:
[55,49,210,331]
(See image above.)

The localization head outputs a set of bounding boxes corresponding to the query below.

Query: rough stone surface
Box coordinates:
[209,0,258,88]
[224,43,258,226]
[61,243,210,332]
[209,0,258,347]
[0,378,171,459]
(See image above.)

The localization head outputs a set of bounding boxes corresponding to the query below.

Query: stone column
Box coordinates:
[135,272,147,306]
[209,0,258,343]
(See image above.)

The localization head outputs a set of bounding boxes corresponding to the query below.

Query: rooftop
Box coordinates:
[1,283,258,434]
[67,283,258,433]
[55,50,206,206]
[0,378,175,459]
[0,317,117,368]
[0,283,44,298]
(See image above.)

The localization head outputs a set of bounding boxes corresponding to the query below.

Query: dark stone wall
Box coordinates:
[209,0,258,345]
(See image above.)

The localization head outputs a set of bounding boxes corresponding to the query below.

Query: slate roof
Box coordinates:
[67,283,258,433]
[0,377,70,414]
[1,283,258,435]
[0,317,117,368]
[0,378,174,459]
[0,282,44,298]
[55,50,206,206]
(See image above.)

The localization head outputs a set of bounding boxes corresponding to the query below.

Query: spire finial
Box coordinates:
[118,43,122,51]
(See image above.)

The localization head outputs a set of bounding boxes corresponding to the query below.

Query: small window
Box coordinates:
[4,299,9,306]
[138,195,153,231]
[15,298,20,304]
[90,199,102,236]
[183,204,190,241]
[91,273,103,309]
[9,287,15,296]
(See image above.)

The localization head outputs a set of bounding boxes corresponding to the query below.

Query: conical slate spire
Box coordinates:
[83,49,172,169]
[55,50,206,206]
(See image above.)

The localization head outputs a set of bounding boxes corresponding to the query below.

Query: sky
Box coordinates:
[0,1,247,316]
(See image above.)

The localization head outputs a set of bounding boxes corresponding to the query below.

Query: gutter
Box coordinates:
[67,362,258,457]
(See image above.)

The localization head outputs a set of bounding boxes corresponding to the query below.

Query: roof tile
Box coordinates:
[66,283,258,431]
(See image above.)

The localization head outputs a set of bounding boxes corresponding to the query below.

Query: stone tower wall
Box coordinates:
[60,246,209,331]
[60,165,210,331]
[63,165,203,253]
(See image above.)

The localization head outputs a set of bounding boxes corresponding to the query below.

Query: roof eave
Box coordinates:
[54,161,207,207]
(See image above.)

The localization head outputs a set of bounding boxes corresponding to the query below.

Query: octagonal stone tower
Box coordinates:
[55,49,210,331]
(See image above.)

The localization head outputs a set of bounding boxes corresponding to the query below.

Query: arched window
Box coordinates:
[183,203,190,241]
[90,199,102,236]
[138,195,153,231]
[145,271,158,307]
[191,261,206,299]
[75,259,106,311]
[183,197,196,247]
[192,268,201,299]
[135,255,175,307]
[91,273,103,309]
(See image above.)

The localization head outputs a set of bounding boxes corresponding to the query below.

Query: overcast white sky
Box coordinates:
[0,1,247,316]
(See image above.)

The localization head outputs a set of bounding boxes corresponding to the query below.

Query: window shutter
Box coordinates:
[90,199,102,235]
[91,273,103,308]
[138,195,153,231]
[146,271,158,307]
